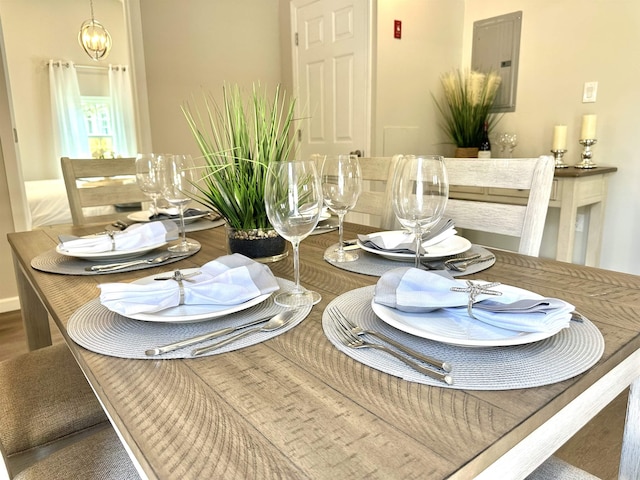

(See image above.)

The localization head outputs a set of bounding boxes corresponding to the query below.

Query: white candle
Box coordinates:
[552,125,567,150]
[581,114,597,139]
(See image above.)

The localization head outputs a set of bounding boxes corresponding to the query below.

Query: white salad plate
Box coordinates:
[124,268,273,323]
[358,232,472,261]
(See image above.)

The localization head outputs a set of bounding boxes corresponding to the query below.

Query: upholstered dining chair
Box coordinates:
[443,155,555,257]
[60,157,147,225]
[0,343,139,479]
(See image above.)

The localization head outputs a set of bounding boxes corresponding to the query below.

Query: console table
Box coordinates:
[449,166,617,267]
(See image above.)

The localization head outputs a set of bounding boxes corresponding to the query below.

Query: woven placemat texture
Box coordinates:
[322,286,604,390]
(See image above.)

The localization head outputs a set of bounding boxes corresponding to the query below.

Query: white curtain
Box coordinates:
[48,60,90,160]
[108,65,138,157]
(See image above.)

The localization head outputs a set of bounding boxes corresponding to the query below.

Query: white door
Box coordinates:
[291,0,371,161]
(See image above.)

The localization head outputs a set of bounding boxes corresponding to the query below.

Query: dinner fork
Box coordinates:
[330,307,451,372]
[329,309,453,385]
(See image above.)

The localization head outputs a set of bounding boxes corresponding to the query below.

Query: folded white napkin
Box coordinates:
[358,218,456,254]
[374,267,574,333]
[58,221,179,253]
[98,254,280,316]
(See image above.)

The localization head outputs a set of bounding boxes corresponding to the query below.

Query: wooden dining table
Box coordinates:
[8,221,640,479]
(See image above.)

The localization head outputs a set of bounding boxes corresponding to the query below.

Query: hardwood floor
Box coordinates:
[0,309,625,479]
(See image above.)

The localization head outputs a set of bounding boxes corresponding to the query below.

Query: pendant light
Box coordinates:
[78,0,112,61]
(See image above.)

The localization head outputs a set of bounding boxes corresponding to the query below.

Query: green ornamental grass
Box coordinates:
[182,84,297,230]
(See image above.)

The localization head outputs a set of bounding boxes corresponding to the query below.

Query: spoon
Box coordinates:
[85,252,176,272]
[191,310,296,356]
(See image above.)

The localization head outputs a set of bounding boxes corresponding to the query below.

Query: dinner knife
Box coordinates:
[144,314,273,356]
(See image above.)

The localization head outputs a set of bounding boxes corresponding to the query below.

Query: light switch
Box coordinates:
[394,20,401,39]
[583,81,598,103]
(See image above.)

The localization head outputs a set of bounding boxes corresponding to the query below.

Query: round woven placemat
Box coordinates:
[322,286,604,390]
[31,241,201,276]
[68,278,309,359]
[324,244,495,277]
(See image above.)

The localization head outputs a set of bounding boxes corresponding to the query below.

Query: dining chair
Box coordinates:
[345,155,400,229]
[443,155,555,257]
[527,456,601,479]
[0,343,138,479]
[60,156,147,225]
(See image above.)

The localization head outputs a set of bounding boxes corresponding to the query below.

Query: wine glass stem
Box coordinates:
[152,196,159,215]
[414,226,422,268]
[336,212,346,257]
[291,240,303,294]
[179,206,187,245]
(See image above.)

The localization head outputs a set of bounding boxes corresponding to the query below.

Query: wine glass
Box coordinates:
[265,159,322,307]
[321,154,362,262]
[391,155,449,268]
[158,154,199,252]
[135,153,163,216]
[507,133,518,155]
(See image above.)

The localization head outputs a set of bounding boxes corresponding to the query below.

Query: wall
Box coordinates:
[375,0,464,157]
[461,0,640,273]
[138,0,283,157]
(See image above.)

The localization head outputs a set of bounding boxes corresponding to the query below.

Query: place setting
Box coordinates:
[130,152,224,233]
[322,266,605,390]
[321,155,604,389]
[31,219,201,276]
[67,253,311,359]
[322,154,495,277]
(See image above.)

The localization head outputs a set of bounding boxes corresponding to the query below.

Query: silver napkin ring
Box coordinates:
[450,281,502,319]
[107,231,117,251]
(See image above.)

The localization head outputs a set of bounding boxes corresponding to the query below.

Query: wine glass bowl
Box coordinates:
[265,159,322,307]
[320,154,362,262]
[135,153,163,216]
[391,155,449,268]
[158,154,199,253]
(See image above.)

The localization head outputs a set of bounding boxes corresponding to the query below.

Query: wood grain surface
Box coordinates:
[8,222,640,479]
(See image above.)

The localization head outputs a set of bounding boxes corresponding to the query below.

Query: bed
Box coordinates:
[24,179,117,229]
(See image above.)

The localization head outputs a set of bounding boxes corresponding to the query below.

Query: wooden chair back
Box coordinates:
[61,157,147,225]
[346,155,399,229]
[443,155,555,257]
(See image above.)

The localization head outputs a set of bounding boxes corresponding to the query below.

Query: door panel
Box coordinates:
[292,0,370,159]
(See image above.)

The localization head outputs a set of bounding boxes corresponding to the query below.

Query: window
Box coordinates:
[81,96,115,158]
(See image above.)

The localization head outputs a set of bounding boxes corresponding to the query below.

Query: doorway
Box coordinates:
[291,0,372,161]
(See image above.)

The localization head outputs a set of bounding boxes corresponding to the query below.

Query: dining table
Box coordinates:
[7,220,640,480]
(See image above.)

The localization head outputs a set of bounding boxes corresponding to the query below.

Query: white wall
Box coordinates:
[138,0,283,157]
[375,0,465,157]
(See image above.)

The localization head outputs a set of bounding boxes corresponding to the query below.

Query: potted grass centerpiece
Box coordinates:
[183,83,297,262]
[433,69,501,157]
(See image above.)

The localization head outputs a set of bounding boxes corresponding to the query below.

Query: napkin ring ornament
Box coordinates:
[450,281,502,319]
[107,231,117,251]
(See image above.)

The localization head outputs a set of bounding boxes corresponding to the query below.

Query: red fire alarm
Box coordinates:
[394,20,402,39]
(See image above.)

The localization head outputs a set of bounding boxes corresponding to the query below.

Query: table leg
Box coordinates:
[556,178,579,263]
[12,256,52,350]
[619,378,640,480]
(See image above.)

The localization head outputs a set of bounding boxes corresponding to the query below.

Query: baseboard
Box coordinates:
[0,296,20,313]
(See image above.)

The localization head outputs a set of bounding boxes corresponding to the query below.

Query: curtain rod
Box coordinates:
[46,61,127,72]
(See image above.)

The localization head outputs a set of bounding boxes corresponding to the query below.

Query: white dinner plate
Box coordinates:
[127,209,209,225]
[371,285,566,347]
[56,241,168,262]
[124,268,273,323]
[357,232,472,261]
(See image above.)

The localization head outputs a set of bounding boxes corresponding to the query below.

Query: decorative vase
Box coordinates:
[454,147,479,158]
[225,225,288,263]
